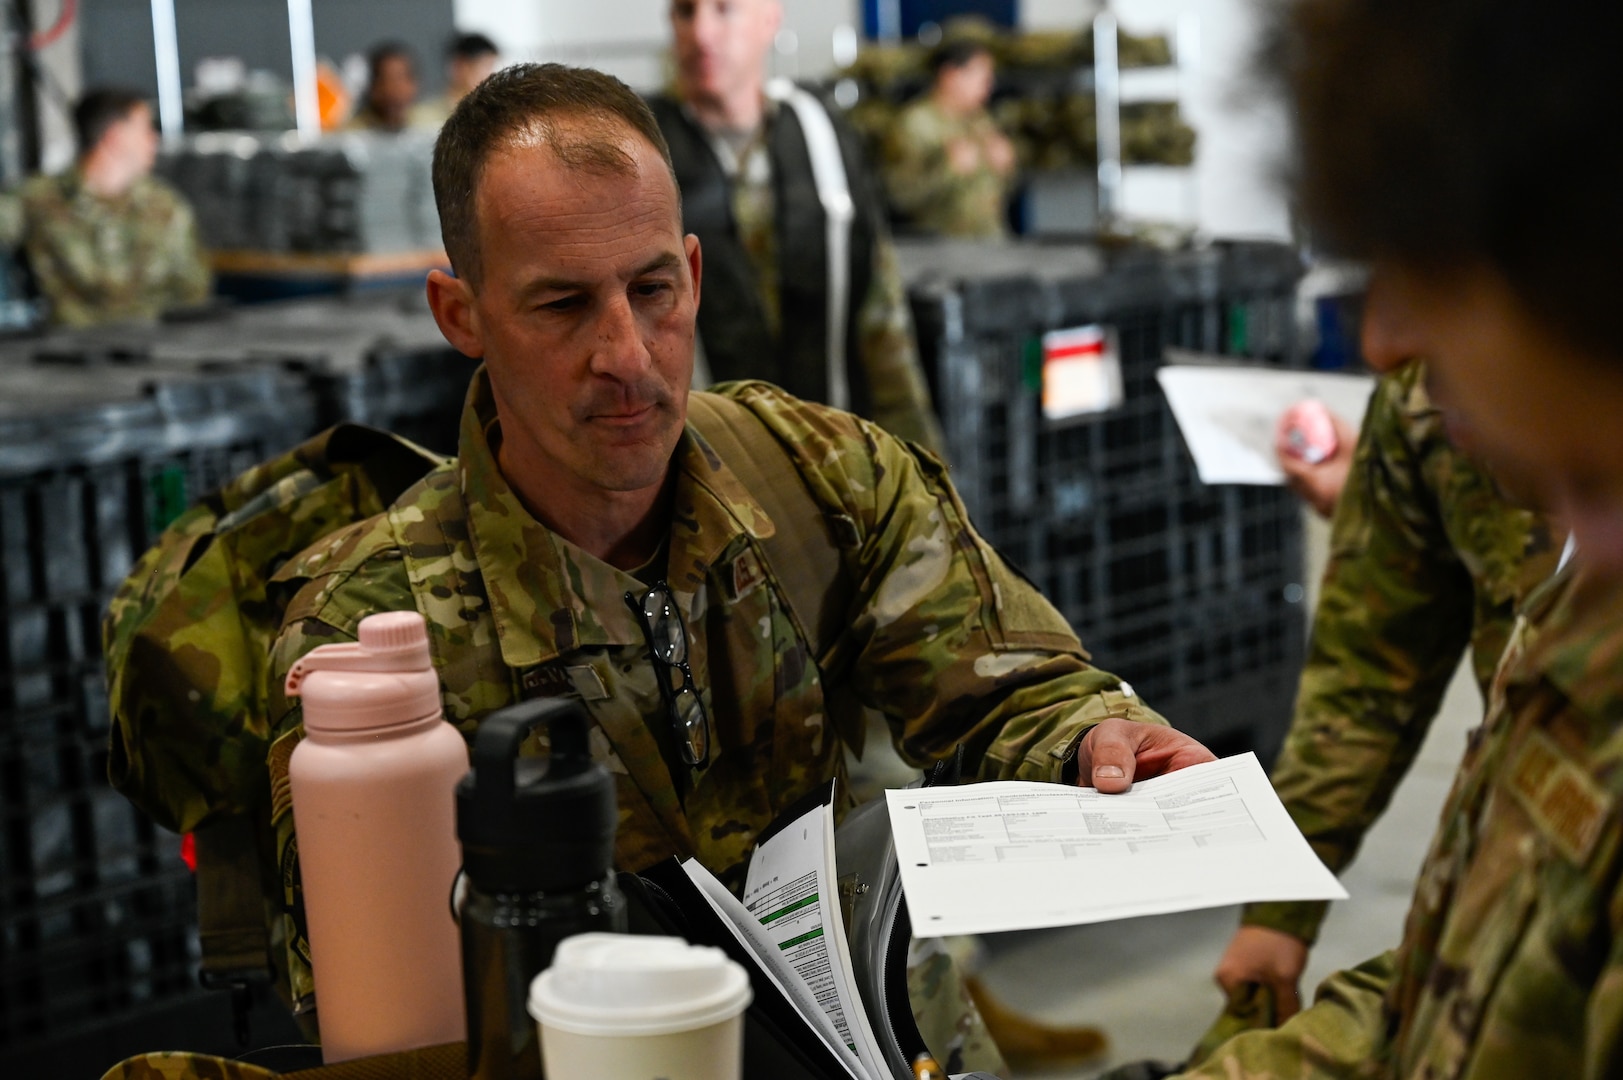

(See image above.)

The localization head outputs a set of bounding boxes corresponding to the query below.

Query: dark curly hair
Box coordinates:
[1268,0,1623,359]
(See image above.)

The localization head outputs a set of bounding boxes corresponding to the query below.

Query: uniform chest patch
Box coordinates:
[1505,729,1612,865]
[730,548,767,604]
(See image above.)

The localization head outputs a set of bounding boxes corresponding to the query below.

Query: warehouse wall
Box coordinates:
[78,0,457,98]
[1110,0,1290,240]
[453,0,859,91]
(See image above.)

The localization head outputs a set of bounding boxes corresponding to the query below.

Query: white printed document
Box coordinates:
[885,754,1347,936]
[1157,353,1376,485]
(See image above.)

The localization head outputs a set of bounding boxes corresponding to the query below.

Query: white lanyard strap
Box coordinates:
[768,78,854,412]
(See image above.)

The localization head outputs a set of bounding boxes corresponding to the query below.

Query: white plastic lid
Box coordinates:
[527,933,752,1037]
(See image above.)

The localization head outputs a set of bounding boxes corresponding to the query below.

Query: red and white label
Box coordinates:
[1042,325,1123,421]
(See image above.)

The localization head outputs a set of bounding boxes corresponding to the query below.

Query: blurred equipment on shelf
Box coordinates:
[839,21,1194,203]
[153,132,446,301]
[156,131,440,257]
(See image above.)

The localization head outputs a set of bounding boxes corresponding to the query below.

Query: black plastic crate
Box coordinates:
[308,344,480,457]
[0,358,318,1052]
[0,294,474,1055]
[903,239,1306,760]
[1,740,160,897]
[0,869,199,1048]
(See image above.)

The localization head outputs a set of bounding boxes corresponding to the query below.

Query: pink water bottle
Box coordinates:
[284,610,469,1062]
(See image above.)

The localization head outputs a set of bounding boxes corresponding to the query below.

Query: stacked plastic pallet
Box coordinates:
[0,350,315,1053]
[0,294,476,1069]
[902,239,1306,761]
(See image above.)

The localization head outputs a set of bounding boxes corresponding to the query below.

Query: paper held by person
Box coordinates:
[1157,353,1376,485]
[885,753,1348,937]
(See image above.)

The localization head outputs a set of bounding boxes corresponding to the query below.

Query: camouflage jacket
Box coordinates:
[8,168,210,327]
[1182,556,1623,1079]
[1243,361,1557,944]
[262,371,1162,1012]
[883,97,1012,239]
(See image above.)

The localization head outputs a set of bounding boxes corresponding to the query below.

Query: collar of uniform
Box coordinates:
[455,369,776,669]
[1510,559,1623,725]
[58,166,145,207]
[673,90,782,135]
[676,92,781,177]
[55,167,96,207]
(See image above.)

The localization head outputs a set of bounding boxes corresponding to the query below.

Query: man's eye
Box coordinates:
[540,296,583,312]
[634,282,672,298]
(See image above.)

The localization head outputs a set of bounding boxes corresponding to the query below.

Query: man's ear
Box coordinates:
[685,233,702,312]
[426,268,485,358]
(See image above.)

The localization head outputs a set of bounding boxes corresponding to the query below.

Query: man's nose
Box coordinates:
[590,296,653,378]
[1360,272,1428,375]
[690,4,720,49]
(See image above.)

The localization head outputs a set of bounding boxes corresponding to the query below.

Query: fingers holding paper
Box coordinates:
[1074,718,1217,793]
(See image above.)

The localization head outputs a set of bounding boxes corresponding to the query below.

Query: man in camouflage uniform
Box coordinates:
[0,87,209,326]
[883,37,1016,240]
[247,62,1213,1069]
[1145,0,1623,1074]
[648,0,944,452]
[1188,360,1558,1054]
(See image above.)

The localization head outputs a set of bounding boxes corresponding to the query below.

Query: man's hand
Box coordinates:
[1072,718,1217,794]
[1276,407,1356,519]
[1213,925,1310,1022]
[985,130,1016,176]
[946,136,980,175]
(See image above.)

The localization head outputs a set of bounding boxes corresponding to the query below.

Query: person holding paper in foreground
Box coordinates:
[224,62,1215,1070]
[1145,0,1623,1076]
[1188,360,1555,1055]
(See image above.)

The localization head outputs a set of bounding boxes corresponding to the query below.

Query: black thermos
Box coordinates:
[457,698,625,1080]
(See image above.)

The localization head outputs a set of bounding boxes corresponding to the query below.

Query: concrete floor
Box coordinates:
[969,510,1483,1078]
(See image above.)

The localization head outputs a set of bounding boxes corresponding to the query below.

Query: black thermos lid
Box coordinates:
[456,698,616,894]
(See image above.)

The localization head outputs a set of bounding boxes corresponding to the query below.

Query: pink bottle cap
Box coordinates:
[285,611,442,732]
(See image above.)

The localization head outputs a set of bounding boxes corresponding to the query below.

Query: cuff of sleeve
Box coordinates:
[1026,686,1169,784]
[1240,900,1330,946]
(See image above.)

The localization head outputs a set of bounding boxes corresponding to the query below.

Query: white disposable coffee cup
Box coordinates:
[527,933,753,1080]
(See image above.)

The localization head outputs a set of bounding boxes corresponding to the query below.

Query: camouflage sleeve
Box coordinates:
[1175,950,1396,1077]
[734,383,1167,783]
[856,234,947,456]
[1242,368,1477,944]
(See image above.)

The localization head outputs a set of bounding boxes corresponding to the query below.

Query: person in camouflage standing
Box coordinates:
[0,87,209,327]
[646,0,945,453]
[1181,360,1558,1062]
[254,62,1215,1070]
[883,37,1016,240]
[1131,0,1623,1075]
